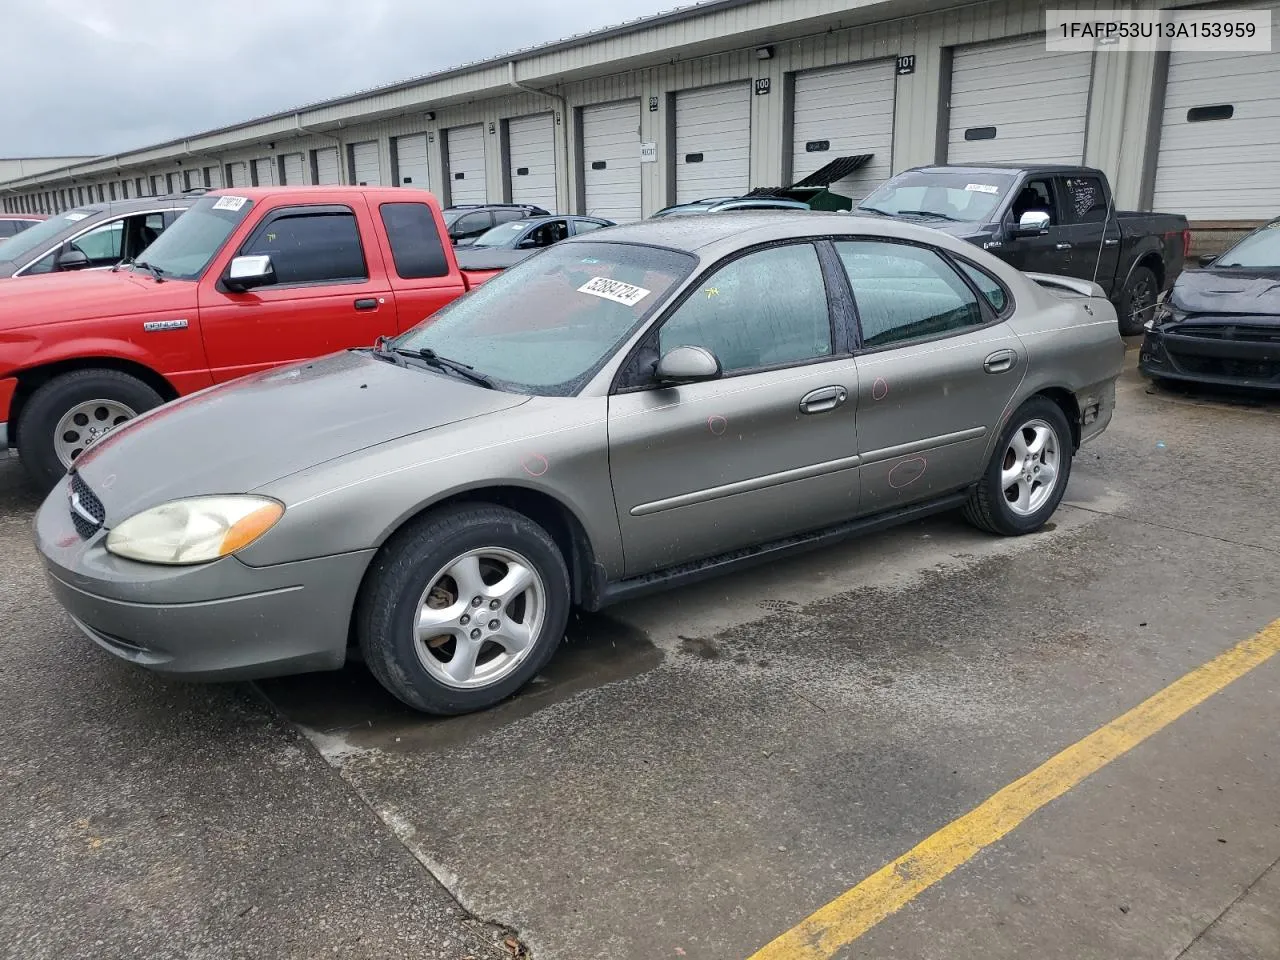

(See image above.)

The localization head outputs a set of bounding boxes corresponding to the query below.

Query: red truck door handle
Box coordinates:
[354,298,378,310]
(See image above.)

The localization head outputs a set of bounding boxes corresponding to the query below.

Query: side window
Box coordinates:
[71,221,125,266]
[1059,176,1108,225]
[836,241,985,348]
[240,208,367,285]
[493,209,525,225]
[380,202,449,279]
[454,212,492,236]
[1009,178,1058,227]
[0,221,17,238]
[574,220,606,235]
[528,221,568,247]
[957,260,1009,314]
[658,243,833,374]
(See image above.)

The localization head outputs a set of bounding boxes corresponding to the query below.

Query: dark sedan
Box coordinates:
[1140,218,1280,391]
[453,215,613,269]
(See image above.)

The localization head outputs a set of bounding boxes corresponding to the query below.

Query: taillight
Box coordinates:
[1182,228,1192,259]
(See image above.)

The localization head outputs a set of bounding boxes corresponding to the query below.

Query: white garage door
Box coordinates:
[581,99,641,221]
[792,60,895,201]
[675,82,751,204]
[204,166,222,189]
[350,141,381,186]
[394,134,430,190]
[1153,15,1280,219]
[252,158,276,186]
[314,147,340,185]
[282,153,306,185]
[183,169,201,191]
[226,162,249,188]
[948,36,1093,164]
[507,113,557,212]
[447,125,487,205]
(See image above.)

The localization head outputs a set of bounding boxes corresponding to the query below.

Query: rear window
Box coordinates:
[380,202,450,278]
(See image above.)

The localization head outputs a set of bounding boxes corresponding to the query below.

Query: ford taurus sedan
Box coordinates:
[36,214,1124,715]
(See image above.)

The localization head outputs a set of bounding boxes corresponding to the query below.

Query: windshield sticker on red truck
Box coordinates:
[964,183,1000,194]
[577,276,651,307]
[212,195,249,212]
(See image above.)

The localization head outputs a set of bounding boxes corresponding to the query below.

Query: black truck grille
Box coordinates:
[69,472,106,539]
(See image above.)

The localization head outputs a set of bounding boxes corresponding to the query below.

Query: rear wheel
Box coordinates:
[17,369,163,491]
[356,504,570,715]
[963,397,1073,536]
[1118,265,1158,335]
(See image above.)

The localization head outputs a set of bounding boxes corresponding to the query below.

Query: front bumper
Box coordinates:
[35,476,375,680]
[1140,323,1280,391]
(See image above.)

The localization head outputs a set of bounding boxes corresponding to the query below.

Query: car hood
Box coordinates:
[73,350,530,523]
[0,268,191,327]
[1169,269,1280,318]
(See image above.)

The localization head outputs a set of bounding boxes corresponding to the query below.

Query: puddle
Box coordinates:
[257,611,661,753]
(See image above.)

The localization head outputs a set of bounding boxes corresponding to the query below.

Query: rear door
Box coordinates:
[197,198,394,382]
[835,239,1025,514]
[371,198,469,331]
[608,241,860,575]
[1052,173,1121,286]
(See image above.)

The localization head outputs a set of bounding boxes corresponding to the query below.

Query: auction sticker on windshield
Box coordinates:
[212,196,249,212]
[577,276,651,307]
[965,183,1000,194]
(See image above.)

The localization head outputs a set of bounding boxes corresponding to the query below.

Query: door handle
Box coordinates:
[1103,238,1120,246]
[983,350,1016,374]
[354,297,379,310]
[798,385,848,415]
[1054,242,1072,251]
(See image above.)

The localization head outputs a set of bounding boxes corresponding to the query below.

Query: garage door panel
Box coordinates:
[507,114,557,212]
[1153,11,1280,220]
[447,125,487,206]
[582,100,640,222]
[948,36,1092,165]
[394,134,430,190]
[350,141,381,186]
[227,162,249,187]
[791,61,895,201]
[282,153,305,185]
[675,83,750,204]
[314,148,340,185]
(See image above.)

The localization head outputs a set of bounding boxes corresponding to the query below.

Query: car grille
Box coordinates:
[1173,324,1280,343]
[1171,354,1280,382]
[68,472,106,539]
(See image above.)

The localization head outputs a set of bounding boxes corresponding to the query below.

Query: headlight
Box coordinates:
[106,496,284,565]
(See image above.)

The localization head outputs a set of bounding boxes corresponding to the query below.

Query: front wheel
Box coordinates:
[17,369,163,492]
[356,504,571,715]
[963,397,1073,536]
[1118,265,1158,336]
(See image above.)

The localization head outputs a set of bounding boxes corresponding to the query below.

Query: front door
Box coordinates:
[833,239,1026,514]
[608,242,860,577]
[197,201,393,382]
[1000,176,1072,278]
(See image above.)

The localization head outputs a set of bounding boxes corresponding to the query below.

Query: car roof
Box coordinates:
[908,163,1104,177]
[71,194,196,215]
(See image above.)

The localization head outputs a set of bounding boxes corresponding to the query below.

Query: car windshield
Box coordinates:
[393,241,695,395]
[130,195,254,280]
[859,171,1018,223]
[1216,222,1280,269]
[471,221,529,248]
[0,208,99,261]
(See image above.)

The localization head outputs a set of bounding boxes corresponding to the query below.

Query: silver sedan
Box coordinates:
[36,213,1124,715]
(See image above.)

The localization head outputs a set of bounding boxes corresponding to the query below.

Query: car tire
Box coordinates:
[962,396,1073,536]
[356,503,571,715]
[1117,265,1158,336]
[17,369,163,492]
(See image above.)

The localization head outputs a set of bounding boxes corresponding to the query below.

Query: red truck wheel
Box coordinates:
[18,370,163,491]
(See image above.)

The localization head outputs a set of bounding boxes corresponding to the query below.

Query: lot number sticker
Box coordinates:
[964,183,1000,194]
[577,276,651,307]
[212,195,248,211]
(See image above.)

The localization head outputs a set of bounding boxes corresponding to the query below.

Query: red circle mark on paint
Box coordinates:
[521,454,549,478]
[872,378,889,401]
[888,456,927,489]
[707,415,728,436]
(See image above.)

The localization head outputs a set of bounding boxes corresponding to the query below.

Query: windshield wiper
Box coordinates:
[132,260,166,282]
[893,209,961,223]
[393,346,495,389]
[856,205,894,217]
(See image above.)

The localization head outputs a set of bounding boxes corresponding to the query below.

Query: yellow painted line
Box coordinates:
[749,618,1280,960]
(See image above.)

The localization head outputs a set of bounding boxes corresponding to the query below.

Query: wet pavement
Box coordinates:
[2,349,1278,959]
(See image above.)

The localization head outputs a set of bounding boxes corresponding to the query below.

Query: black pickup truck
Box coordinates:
[858,164,1189,334]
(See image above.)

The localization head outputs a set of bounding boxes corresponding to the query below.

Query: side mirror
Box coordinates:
[655,345,722,384]
[224,254,275,292]
[57,248,91,271]
[1197,253,1218,268]
[1012,210,1051,237]
[516,237,540,249]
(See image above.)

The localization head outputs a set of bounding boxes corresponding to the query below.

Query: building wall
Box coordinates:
[0,0,1262,232]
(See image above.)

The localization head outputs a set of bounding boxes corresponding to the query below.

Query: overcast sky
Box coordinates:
[6,0,678,157]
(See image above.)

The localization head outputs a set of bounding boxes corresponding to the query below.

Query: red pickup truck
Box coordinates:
[0,187,502,489]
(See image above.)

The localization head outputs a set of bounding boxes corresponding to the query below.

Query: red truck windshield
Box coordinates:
[132,195,256,280]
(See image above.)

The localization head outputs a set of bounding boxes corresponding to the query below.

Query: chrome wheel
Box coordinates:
[413,547,546,689]
[54,399,137,467]
[1001,418,1061,517]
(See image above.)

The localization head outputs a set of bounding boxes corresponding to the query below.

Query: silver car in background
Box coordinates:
[36,213,1124,715]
